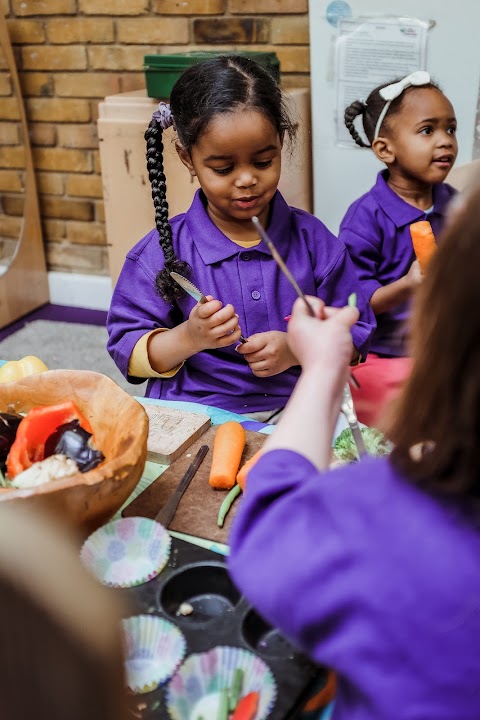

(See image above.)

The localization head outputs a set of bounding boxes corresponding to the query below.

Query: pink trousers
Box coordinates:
[350,354,413,427]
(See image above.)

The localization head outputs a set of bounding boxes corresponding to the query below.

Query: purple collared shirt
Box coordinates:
[107,190,375,413]
[339,171,456,356]
[228,450,480,720]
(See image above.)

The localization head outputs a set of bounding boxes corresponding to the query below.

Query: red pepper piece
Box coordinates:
[231,691,260,720]
[6,401,93,479]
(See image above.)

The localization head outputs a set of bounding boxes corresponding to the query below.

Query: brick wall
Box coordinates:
[0,0,310,277]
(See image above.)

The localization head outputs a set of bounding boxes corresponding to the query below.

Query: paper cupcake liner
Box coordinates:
[166,645,277,720]
[80,516,171,588]
[122,614,187,694]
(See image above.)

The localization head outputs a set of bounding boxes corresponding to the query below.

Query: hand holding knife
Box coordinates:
[170,271,247,344]
[251,216,366,459]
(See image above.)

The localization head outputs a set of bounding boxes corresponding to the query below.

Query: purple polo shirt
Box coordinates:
[229,450,480,719]
[107,190,375,413]
[339,171,456,356]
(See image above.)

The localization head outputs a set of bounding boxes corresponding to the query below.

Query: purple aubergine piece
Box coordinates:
[0,412,23,473]
[44,419,104,472]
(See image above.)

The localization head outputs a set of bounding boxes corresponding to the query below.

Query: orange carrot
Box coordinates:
[410,220,437,274]
[236,449,263,492]
[302,670,337,712]
[208,421,246,490]
[231,691,260,720]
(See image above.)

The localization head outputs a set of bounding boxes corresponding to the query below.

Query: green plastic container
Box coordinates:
[144,50,280,99]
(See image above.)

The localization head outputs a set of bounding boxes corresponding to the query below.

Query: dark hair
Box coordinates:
[145,54,296,303]
[344,77,440,148]
[388,175,480,497]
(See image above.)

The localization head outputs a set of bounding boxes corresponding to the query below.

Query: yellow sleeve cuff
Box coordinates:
[128,329,183,379]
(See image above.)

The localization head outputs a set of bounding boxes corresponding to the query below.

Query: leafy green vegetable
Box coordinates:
[333,426,391,463]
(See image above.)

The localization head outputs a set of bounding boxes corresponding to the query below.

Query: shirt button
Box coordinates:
[241,252,251,261]
[251,290,261,300]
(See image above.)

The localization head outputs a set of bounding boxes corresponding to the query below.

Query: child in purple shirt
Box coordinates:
[339,71,457,425]
[229,177,480,719]
[107,55,374,417]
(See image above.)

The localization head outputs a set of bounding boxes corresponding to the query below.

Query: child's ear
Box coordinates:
[175,142,196,177]
[371,136,395,165]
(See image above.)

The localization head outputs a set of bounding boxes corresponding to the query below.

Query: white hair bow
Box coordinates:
[374,70,431,140]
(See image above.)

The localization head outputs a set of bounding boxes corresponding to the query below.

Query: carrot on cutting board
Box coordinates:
[236,449,263,492]
[209,421,246,490]
[410,220,437,274]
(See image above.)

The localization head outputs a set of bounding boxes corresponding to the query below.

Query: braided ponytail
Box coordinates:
[145,118,191,303]
[344,100,370,148]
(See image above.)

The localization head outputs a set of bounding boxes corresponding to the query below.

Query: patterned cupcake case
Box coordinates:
[122,614,187,694]
[80,516,171,588]
[166,645,277,720]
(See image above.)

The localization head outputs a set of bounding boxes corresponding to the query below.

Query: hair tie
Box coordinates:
[152,101,174,130]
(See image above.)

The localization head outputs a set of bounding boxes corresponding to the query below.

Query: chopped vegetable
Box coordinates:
[347,292,357,307]
[229,668,244,712]
[0,412,23,473]
[231,691,260,720]
[44,419,104,472]
[236,449,263,492]
[333,426,391,464]
[217,484,241,527]
[217,688,229,720]
[176,602,194,617]
[11,454,79,489]
[209,421,246,490]
[6,401,93,479]
[0,356,48,384]
[410,220,437,274]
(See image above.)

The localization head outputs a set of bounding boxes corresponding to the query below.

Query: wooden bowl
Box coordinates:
[0,369,148,537]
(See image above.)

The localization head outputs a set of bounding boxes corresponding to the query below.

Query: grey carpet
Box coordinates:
[0,320,147,397]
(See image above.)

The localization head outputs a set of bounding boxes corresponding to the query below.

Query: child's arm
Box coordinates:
[370,260,422,315]
[107,253,243,379]
[148,297,244,373]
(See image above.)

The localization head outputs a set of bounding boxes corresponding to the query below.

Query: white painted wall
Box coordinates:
[309,0,480,233]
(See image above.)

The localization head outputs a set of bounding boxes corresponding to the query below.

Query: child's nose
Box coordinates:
[235,169,257,188]
[438,130,454,147]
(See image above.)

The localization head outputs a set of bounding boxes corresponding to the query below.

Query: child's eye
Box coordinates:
[212,167,233,175]
[447,126,457,135]
[255,160,273,169]
[419,127,433,135]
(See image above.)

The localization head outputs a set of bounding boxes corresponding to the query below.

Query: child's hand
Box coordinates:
[236,331,297,377]
[405,259,423,288]
[288,297,358,379]
[186,296,243,351]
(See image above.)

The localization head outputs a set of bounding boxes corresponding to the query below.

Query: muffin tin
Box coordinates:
[121,534,326,719]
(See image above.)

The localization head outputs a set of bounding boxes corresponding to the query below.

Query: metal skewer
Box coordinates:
[251,216,364,453]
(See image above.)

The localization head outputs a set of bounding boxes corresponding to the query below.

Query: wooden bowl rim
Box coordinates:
[0,369,148,500]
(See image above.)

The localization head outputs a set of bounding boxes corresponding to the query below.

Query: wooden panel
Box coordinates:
[123,427,267,544]
[144,404,211,465]
[0,15,50,329]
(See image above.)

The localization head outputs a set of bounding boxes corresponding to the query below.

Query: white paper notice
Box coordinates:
[336,17,428,146]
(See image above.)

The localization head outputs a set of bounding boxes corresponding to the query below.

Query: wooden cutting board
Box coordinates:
[144,405,211,464]
[123,426,267,544]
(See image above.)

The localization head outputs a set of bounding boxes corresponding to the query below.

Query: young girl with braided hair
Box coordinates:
[339,71,458,426]
[107,54,375,418]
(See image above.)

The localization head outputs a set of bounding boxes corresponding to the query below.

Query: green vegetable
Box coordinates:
[333,426,391,463]
[229,668,244,712]
[348,292,357,307]
[217,688,229,720]
[217,484,241,527]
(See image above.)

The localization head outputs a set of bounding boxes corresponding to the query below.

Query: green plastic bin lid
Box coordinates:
[144,50,280,77]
